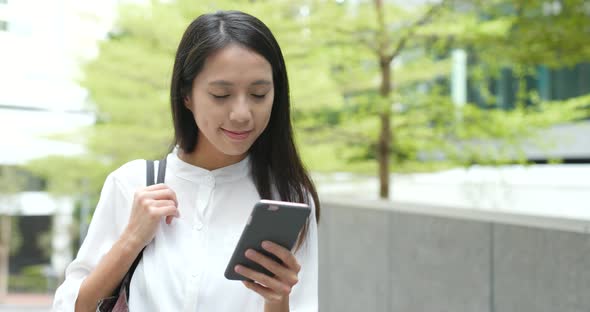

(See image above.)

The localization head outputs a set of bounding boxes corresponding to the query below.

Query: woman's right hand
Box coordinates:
[122,183,180,249]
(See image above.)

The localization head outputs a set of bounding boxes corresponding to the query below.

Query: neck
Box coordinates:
[178,146,246,171]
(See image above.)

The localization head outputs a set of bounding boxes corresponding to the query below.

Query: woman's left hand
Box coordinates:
[235,240,300,304]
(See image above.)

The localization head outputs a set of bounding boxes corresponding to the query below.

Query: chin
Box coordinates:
[216,137,256,156]
[219,145,251,157]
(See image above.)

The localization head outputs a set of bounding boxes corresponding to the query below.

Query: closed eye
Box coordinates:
[210,93,230,99]
[251,94,267,99]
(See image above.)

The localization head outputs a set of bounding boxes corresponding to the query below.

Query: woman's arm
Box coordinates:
[52,169,180,312]
[74,182,180,312]
[264,298,289,312]
[74,233,143,312]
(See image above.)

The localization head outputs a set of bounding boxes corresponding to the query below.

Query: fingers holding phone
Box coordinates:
[237,241,300,303]
[224,200,310,282]
[223,200,310,303]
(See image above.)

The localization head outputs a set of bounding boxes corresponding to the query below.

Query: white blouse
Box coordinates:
[52,152,318,312]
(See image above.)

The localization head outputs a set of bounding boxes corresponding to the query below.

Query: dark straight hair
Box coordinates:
[169,10,320,248]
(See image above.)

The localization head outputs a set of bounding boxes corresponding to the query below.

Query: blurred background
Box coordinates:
[0,0,589,311]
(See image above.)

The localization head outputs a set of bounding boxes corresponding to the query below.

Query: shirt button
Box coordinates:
[193,221,203,231]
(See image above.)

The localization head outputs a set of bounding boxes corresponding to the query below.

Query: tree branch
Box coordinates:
[334,27,379,54]
[374,0,387,54]
[388,0,448,62]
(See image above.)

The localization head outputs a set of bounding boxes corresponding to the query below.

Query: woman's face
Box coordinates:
[185,44,274,159]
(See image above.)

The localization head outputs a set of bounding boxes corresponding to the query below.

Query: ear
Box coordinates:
[184,95,192,111]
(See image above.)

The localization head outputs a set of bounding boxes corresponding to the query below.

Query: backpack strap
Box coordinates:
[146,156,167,186]
[123,156,167,300]
[157,156,167,184]
[146,160,155,186]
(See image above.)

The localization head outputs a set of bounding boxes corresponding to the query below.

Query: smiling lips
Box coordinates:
[222,128,252,140]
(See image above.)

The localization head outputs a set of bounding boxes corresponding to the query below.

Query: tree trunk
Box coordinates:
[0,215,10,301]
[378,57,392,199]
[374,0,393,199]
[378,112,391,198]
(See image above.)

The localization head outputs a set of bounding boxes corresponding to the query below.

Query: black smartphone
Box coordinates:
[224,199,311,281]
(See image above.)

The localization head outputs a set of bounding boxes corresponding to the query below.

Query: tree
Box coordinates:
[294,0,590,198]
[25,0,590,203]
[24,0,335,196]
[0,167,25,299]
[335,0,450,198]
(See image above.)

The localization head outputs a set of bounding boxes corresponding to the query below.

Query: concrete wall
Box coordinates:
[318,199,590,312]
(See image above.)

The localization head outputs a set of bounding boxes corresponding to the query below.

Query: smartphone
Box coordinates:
[224,199,311,281]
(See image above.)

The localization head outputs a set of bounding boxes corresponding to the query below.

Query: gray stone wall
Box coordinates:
[318,200,590,312]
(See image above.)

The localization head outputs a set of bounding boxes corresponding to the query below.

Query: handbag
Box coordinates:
[96,157,167,312]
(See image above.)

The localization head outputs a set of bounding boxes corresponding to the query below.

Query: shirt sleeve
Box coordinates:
[52,173,130,312]
[289,194,319,312]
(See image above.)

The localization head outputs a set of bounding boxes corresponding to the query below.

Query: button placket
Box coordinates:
[194,175,214,230]
[183,177,215,311]
[204,174,215,186]
[184,224,205,312]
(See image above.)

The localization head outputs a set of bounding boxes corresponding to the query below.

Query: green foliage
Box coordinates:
[476,0,590,67]
[296,0,590,174]
[9,217,22,256]
[0,168,25,256]
[8,265,53,293]
[0,167,26,195]
[22,0,590,199]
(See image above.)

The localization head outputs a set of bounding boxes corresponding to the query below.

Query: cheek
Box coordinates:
[192,108,206,129]
[260,93,274,123]
[194,103,221,129]
[198,118,209,129]
[255,102,273,130]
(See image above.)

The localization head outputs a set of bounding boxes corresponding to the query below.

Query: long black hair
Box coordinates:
[169,10,320,247]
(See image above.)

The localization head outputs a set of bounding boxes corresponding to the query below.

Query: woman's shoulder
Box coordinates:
[107,158,153,193]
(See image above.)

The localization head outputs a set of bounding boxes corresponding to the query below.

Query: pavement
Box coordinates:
[0,293,53,312]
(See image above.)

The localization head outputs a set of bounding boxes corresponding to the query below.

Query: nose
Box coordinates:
[229,96,252,123]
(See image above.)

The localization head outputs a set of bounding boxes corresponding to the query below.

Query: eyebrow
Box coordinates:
[208,80,272,86]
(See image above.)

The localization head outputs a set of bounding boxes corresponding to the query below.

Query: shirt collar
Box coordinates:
[167,150,250,184]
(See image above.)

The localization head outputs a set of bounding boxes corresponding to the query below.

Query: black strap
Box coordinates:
[157,156,167,184]
[122,157,167,300]
[146,160,155,186]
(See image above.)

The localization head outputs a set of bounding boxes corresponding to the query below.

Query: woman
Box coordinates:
[53,10,320,312]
